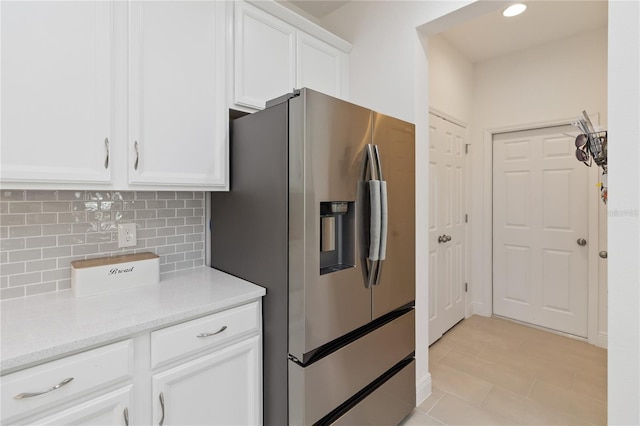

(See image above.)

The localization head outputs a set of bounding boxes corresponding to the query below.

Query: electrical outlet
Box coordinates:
[118,223,137,248]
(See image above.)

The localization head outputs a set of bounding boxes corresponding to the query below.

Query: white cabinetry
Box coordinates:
[152,337,261,425]
[35,387,132,426]
[0,1,113,186]
[0,341,133,426]
[0,301,262,426]
[128,1,227,189]
[234,1,296,109]
[234,1,350,110]
[150,301,262,426]
[296,31,346,98]
[0,1,228,191]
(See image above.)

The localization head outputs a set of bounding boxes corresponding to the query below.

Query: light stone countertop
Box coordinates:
[0,267,266,374]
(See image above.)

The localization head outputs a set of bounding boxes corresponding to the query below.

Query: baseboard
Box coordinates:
[593,331,608,349]
[471,301,491,317]
[416,373,432,406]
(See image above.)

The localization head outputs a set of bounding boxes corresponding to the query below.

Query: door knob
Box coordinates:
[438,235,452,244]
[577,238,587,246]
[599,251,608,259]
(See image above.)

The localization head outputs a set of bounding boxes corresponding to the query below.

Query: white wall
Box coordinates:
[323,0,640,419]
[427,34,474,124]
[468,27,608,347]
[322,1,476,123]
[608,1,640,423]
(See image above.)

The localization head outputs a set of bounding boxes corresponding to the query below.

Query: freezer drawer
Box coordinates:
[332,359,416,426]
[288,309,415,425]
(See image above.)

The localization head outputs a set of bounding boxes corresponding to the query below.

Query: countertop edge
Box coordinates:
[1,267,266,374]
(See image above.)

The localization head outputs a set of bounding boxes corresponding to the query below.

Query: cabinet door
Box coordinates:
[35,386,132,426]
[128,1,227,189]
[234,1,296,109]
[0,1,112,185]
[296,31,346,99]
[152,336,262,426]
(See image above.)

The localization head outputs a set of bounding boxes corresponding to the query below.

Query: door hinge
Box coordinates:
[465,283,468,292]
[465,213,468,223]
[465,144,470,154]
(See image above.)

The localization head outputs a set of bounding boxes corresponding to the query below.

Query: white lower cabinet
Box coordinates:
[0,340,134,426]
[36,386,133,426]
[152,336,262,426]
[0,301,262,426]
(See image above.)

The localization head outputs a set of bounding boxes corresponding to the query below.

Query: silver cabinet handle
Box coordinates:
[14,377,74,399]
[134,140,140,171]
[197,326,228,338]
[577,238,587,246]
[158,392,165,426]
[599,251,608,259]
[104,138,110,169]
[123,407,129,426]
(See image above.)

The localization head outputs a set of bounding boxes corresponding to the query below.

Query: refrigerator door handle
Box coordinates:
[368,180,382,261]
[374,146,388,286]
[360,144,381,289]
[378,180,388,261]
[362,144,380,181]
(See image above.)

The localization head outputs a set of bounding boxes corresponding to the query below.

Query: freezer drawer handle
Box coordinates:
[197,325,228,338]
[14,377,74,399]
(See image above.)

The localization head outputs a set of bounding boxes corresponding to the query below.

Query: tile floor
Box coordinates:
[402,315,607,425]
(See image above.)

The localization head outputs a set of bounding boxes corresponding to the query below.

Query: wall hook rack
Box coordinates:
[572,110,608,172]
[572,111,608,204]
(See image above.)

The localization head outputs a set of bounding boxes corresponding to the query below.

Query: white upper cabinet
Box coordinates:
[234,1,296,109]
[233,0,350,110]
[128,1,227,190]
[1,0,347,189]
[0,1,113,186]
[1,1,228,191]
[296,31,346,98]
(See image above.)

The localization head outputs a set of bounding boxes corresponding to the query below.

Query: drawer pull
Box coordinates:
[196,325,228,338]
[14,377,74,399]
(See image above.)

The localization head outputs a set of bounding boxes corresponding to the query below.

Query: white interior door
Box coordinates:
[493,125,589,337]
[428,113,466,345]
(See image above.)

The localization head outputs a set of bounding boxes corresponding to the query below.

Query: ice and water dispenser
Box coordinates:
[320,201,355,275]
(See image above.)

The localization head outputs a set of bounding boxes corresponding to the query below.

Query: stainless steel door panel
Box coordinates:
[332,360,416,426]
[371,112,416,319]
[289,89,375,359]
[288,309,415,425]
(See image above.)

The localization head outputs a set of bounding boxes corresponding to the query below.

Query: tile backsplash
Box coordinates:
[0,190,205,300]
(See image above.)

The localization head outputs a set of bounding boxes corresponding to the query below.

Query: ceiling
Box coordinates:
[287,0,350,19]
[284,0,608,63]
[438,0,608,63]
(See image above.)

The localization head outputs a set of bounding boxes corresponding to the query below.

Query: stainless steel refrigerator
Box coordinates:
[210,88,415,425]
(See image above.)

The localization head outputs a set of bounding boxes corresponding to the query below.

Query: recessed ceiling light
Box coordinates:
[502,3,527,17]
